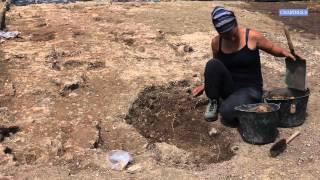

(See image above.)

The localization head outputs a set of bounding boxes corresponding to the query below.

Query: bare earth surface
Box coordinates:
[239,1,320,37]
[0,1,320,179]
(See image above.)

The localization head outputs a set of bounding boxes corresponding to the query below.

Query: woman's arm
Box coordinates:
[211,36,219,58]
[252,30,296,61]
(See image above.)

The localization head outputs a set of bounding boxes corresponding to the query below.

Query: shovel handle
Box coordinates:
[286,131,300,144]
[192,85,204,97]
[284,27,295,54]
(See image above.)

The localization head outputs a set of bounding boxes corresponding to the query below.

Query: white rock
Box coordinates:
[208,127,219,136]
[313,51,320,56]
[127,164,142,173]
[68,92,79,97]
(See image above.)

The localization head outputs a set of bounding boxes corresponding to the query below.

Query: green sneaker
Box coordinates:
[205,99,218,122]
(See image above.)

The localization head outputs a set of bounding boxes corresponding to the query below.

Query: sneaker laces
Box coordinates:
[209,99,217,111]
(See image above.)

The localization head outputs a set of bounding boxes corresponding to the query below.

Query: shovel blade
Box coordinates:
[285,56,306,91]
[270,139,287,157]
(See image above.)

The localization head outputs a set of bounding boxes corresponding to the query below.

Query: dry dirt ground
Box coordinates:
[0,1,319,179]
[239,1,320,37]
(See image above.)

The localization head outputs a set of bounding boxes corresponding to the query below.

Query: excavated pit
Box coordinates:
[125,81,237,165]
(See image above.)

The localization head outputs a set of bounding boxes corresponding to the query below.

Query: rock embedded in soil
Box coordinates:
[0,145,16,166]
[183,45,193,53]
[87,61,106,70]
[127,164,142,174]
[0,107,8,112]
[0,81,15,97]
[231,145,239,153]
[208,127,219,136]
[58,74,87,96]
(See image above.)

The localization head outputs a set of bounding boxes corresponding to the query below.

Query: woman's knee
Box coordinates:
[219,104,236,121]
[205,58,223,70]
[204,59,225,78]
[219,104,238,126]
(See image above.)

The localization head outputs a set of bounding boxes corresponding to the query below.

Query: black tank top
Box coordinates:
[217,28,263,90]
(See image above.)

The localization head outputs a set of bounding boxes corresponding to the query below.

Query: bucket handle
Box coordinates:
[290,101,297,114]
[264,98,281,107]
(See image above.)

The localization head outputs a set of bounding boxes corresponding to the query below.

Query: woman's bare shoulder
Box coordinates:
[248,29,264,40]
[211,35,220,57]
[211,35,220,49]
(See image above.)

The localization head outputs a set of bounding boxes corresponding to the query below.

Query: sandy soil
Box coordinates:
[0,1,319,179]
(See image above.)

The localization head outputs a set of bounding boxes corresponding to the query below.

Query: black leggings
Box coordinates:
[204,59,263,125]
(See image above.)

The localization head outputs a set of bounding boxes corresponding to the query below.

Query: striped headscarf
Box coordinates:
[211,6,237,34]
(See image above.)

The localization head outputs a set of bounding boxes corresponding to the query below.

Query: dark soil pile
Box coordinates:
[125,81,236,164]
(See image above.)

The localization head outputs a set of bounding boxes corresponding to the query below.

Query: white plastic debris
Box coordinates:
[107,150,133,171]
[0,31,20,39]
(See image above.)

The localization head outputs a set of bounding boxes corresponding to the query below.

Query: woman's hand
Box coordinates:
[282,50,296,61]
[283,50,305,61]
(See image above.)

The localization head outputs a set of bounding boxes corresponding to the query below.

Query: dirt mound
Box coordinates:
[247,104,273,112]
[125,81,236,165]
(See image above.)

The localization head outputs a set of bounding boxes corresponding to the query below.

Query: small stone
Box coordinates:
[0,107,8,112]
[63,153,74,161]
[306,143,311,147]
[183,45,193,53]
[2,82,15,97]
[68,92,79,97]
[144,143,156,150]
[231,145,239,152]
[51,78,62,86]
[127,164,142,174]
[137,46,145,53]
[208,127,219,136]
[176,46,185,56]
[185,88,192,94]
[313,51,320,56]
[59,75,86,96]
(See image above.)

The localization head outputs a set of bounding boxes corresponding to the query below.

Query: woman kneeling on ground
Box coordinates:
[193,6,301,126]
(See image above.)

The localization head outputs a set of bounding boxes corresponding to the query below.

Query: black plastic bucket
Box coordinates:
[264,88,310,127]
[235,103,280,145]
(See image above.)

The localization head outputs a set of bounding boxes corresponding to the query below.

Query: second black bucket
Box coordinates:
[235,103,280,145]
[264,88,310,127]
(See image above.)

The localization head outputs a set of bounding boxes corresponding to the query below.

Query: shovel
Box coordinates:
[270,131,300,157]
[284,28,307,91]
